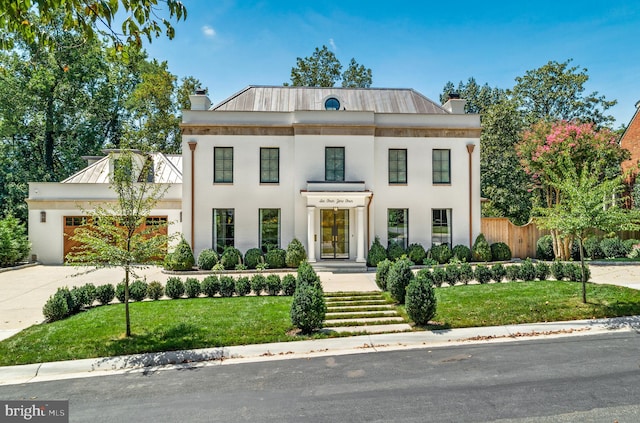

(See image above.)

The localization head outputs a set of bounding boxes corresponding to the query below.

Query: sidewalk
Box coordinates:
[1,315,638,386]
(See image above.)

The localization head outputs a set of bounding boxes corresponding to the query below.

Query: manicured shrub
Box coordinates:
[165,276,185,299]
[285,238,307,268]
[505,265,521,281]
[201,275,220,297]
[266,274,282,296]
[472,233,492,262]
[452,244,472,263]
[184,277,201,298]
[244,248,264,269]
[415,268,434,285]
[535,262,551,281]
[405,271,437,326]
[251,274,266,296]
[536,235,554,260]
[387,257,414,304]
[367,236,388,267]
[432,267,446,287]
[623,239,640,255]
[81,283,97,307]
[221,246,243,270]
[491,264,506,283]
[219,276,235,297]
[197,249,218,270]
[164,237,195,271]
[265,248,286,269]
[550,261,565,281]
[407,243,427,265]
[375,259,392,290]
[459,262,474,285]
[43,291,69,322]
[429,244,452,265]
[70,286,90,310]
[565,263,591,282]
[584,236,604,260]
[474,264,492,284]
[147,281,164,300]
[282,274,297,296]
[290,284,326,334]
[235,276,251,296]
[519,259,536,281]
[95,284,115,305]
[387,242,406,261]
[0,215,30,267]
[444,264,460,287]
[490,242,512,261]
[600,237,627,258]
[129,280,149,302]
[297,261,321,289]
[115,282,126,303]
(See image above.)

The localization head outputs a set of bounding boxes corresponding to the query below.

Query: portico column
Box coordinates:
[307,206,316,262]
[356,206,365,263]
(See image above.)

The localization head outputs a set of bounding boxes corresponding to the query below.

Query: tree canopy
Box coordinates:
[0,0,187,50]
[287,45,372,88]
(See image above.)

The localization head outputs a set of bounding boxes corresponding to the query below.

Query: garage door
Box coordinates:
[63,216,168,262]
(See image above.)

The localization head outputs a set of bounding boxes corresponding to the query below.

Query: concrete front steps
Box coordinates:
[323,291,412,334]
[310,261,368,273]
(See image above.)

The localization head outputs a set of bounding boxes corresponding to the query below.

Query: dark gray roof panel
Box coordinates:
[211,86,448,114]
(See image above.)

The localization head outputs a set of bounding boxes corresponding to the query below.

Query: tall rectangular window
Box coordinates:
[260,148,279,183]
[259,209,280,252]
[387,209,409,249]
[213,209,234,253]
[389,149,407,184]
[433,149,451,184]
[432,209,452,246]
[325,147,345,182]
[214,147,233,183]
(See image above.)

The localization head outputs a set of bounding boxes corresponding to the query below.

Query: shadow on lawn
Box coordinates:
[91,322,231,373]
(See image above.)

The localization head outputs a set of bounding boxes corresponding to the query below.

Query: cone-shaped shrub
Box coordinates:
[375,259,392,290]
[290,283,326,334]
[367,236,387,267]
[297,260,321,289]
[387,257,414,304]
[405,271,437,326]
[285,238,307,268]
[472,233,492,262]
[164,237,195,271]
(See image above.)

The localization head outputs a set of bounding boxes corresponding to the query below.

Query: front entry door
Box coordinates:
[321,209,349,259]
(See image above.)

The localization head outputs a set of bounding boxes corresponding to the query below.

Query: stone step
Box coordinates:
[325,299,390,307]
[326,305,396,312]
[324,316,406,325]
[323,323,413,334]
[326,310,399,318]
[311,262,368,273]
[325,295,383,301]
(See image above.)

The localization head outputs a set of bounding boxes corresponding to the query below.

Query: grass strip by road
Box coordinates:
[1,281,639,366]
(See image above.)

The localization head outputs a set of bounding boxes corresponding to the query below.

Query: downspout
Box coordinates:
[188,141,197,252]
[366,193,374,252]
[466,144,475,248]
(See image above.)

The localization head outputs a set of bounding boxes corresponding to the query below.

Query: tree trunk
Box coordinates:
[579,237,587,304]
[125,266,131,337]
[44,89,56,177]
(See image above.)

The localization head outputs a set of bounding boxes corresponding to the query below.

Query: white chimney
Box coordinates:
[442,93,467,114]
[189,88,212,111]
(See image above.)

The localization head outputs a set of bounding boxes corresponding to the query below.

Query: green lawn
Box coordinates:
[1,281,639,366]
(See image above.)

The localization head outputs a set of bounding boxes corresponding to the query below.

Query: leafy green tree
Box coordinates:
[510,59,617,126]
[517,120,628,259]
[440,77,505,114]
[65,150,171,337]
[534,155,640,302]
[0,0,187,50]
[288,45,372,88]
[480,99,531,224]
[0,215,30,266]
[341,58,372,88]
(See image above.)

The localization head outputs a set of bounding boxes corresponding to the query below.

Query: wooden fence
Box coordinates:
[480,217,640,259]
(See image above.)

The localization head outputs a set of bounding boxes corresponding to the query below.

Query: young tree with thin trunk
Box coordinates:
[65,150,171,336]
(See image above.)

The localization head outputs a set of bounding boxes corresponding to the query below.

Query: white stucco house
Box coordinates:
[27,151,183,264]
[27,85,480,266]
[181,86,481,267]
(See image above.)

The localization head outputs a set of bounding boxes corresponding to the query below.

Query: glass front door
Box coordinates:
[321,209,349,259]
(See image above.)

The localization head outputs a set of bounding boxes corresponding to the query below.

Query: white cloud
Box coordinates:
[202,25,216,38]
[329,38,337,50]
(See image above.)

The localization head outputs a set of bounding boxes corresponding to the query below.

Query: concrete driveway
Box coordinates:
[0,263,638,340]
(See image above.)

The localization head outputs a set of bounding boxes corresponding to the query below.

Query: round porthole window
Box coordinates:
[324,97,340,110]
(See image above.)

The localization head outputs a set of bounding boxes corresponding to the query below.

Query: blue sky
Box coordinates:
[144,1,640,127]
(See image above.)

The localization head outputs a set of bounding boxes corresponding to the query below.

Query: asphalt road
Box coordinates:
[1,332,639,422]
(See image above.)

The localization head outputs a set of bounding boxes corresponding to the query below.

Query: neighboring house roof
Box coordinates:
[61,152,182,184]
[621,101,640,180]
[211,86,448,114]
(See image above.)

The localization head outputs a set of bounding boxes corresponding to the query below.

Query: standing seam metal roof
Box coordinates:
[211,86,448,114]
